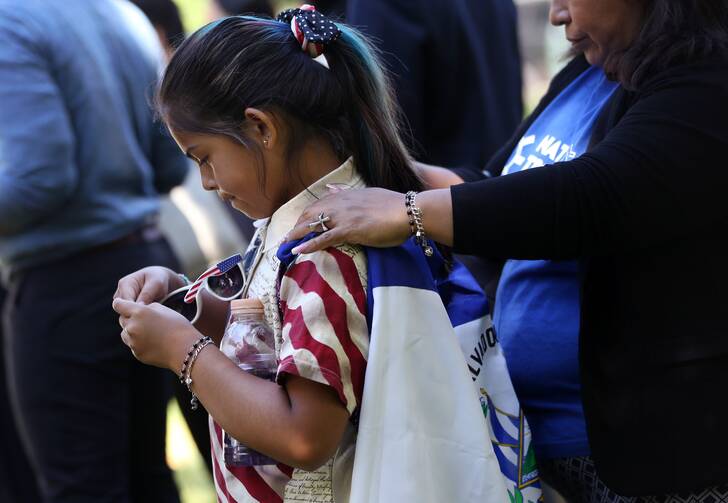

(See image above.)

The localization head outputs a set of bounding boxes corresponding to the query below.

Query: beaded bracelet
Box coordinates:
[405,191,434,257]
[179,335,214,410]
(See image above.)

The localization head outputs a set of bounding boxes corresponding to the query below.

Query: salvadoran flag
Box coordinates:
[279,237,541,503]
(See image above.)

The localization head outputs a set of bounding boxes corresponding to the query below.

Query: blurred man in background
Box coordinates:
[130,0,185,58]
[209,0,274,18]
[0,288,40,503]
[348,0,523,175]
[347,0,523,299]
[0,0,187,501]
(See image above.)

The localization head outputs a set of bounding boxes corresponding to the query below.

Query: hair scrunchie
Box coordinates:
[277,4,341,68]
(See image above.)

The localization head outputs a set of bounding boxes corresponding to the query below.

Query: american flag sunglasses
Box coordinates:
[161,254,245,324]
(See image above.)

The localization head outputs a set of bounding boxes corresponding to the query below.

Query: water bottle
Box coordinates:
[219,298,278,466]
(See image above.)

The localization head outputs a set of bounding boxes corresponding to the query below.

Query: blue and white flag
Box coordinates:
[281,237,541,503]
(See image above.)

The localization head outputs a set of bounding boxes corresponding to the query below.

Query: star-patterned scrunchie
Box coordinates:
[277,4,341,64]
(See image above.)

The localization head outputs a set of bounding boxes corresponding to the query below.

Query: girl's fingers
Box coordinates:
[112,297,140,317]
[114,278,140,302]
[120,328,132,347]
[137,282,162,305]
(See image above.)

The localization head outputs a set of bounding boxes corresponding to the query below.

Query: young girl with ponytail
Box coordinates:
[112,6,428,502]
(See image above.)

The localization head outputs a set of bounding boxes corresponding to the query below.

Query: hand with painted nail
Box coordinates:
[285,187,413,255]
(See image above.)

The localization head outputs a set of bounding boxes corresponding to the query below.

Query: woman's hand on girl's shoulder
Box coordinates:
[285,187,411,255]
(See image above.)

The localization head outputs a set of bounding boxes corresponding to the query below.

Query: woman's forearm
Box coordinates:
[186,348,348,470]
[417,189,455,247]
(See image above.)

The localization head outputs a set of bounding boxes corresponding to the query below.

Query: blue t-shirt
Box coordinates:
[494,66,618,460]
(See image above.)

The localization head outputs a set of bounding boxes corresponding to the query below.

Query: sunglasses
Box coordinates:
[162,254,245,324]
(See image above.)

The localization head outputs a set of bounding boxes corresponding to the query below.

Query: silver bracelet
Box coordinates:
[179,335,214,410]
[405,191,434,257]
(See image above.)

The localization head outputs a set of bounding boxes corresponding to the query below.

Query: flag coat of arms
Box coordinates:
[279,237,541,503]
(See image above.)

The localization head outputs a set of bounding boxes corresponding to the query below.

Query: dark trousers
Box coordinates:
[0,286,42,503]
[2,237,181,503]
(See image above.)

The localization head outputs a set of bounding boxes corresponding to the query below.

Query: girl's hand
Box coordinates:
[285,187,411,255]
[112,298,200,371]
[114,266,185,305]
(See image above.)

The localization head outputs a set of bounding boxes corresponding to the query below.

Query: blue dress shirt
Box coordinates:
[0,0,188,282]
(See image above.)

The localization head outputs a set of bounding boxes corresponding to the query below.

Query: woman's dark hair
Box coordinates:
[606,0,728,89]
[157,16,423,194]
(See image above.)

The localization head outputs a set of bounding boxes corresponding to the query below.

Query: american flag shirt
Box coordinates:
[211,158,369,503]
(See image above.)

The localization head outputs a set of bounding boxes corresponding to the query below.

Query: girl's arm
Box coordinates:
[188,350,349,470]
[114,246,368,471]
[112,297,352,471]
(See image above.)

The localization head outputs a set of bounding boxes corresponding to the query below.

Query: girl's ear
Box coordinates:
[244,107,278,150]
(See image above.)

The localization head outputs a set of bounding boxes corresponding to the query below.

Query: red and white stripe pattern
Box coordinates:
[278,247,369,415]
[288,4,324,57]
[210,416,292,503]
[209,246,368,502]
[184,254,243,303]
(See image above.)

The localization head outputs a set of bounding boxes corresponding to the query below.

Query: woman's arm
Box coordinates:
[288,63,728,259]
[453,63,728,259]
[287,187,455,255]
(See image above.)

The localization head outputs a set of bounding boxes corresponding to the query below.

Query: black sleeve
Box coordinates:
[451,62,728,260]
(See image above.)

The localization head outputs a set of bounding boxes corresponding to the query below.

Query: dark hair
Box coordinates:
[157,16,423,194]
[129,0,185,49]
[606,0,728,90]
[216,0,274,17]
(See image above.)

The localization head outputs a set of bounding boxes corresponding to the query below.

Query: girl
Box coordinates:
[113,6,427,502]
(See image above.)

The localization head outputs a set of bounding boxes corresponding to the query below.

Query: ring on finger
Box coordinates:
[306,212,331,233]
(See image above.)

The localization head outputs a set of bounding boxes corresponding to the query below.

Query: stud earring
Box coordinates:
[263,138,270,147]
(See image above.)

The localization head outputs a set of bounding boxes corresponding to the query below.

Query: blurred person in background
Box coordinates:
[0,289,41,503]
[347,0,523,299]
[0,0,188,501]
[347,0,523,176]
[209,0,274,19]
[129,0,185,58]
[311,0,347,19]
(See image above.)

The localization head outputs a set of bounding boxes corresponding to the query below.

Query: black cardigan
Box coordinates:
[451,55,728,495]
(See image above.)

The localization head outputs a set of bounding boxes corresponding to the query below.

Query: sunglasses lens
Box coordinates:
[162,290,198,322]
[207,266,244,299]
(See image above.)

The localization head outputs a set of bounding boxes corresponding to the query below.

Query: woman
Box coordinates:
[286,0,728,500]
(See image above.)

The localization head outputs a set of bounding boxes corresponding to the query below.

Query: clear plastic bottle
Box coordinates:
[219,298,278,466]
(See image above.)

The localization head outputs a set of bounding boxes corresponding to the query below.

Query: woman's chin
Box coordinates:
[583,47,606,68]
